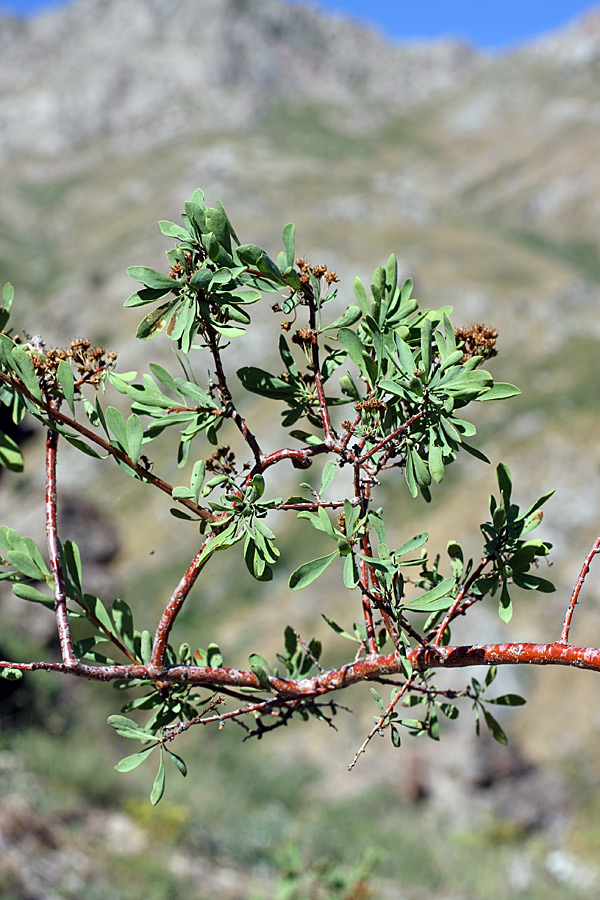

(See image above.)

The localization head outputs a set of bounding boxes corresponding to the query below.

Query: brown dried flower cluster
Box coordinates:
[295,258,339,287]
[454,324,498,363]
[292,328,318,348]
[206,444,236,475]
[168,253,196,284]
[28,338,117,393]
[354,398,387,412]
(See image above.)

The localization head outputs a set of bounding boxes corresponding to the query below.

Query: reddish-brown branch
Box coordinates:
[205,322,263,465]
[358,410,425,464]
[4,641,600,690]
[561,534,600,643]
[277,499,349,511]
[359,526,401,653]
[257,443,331,474]
[0,371,217,523]
[308,291,336,446]
[356,469,377,654]
[432,556,491,647]
[151,537,214,667]
[45,416,77,666]
[341,414,361,451]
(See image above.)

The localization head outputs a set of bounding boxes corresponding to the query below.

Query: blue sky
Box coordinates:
[0,0,597,49]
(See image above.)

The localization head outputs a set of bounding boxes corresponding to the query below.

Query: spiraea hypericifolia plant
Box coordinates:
[1,189,597,803]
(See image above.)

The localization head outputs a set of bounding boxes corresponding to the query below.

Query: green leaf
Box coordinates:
[237,366,295,400]
[6,550,45,580]
[127,266,181,290]
[136,300,179,341]
[498,581,512,623]
[126,413,143,465]
[10,347,42,400]
[165,747,188,777]
[282,222,295,268]
[478,382,520,402]
[112,597,134,649]
[420,317,433,376]
[338,327,365,368]
[0,667,23,680]
[289,552,337,590]
[370,687,385,715]
[461,441,490,464]
[114,745,156,772]
[57,359,76,415]
[207,642,223,667]
[323,305,362,331]
[124,287,172,308]
[482,706,508,745]
[62,539,82,596]
[11,583,54,608]
[406,577,456,612]
[404,451,418,498]
[496,463,512,506]
[106,406,128,451]
[511,573,555,593]
[140,630,153,664]
[190,460,206,504]
[447,541,464,579]
[0,431,24,472]
[410,449,431,487]
[107,714,154,741]
[150,752,166,805]
[248,652,273,690]
[428,439,444,484]
[395,532,428,557]
[236,244,284,283]
[394,336,417,375]
[321,615,360,642]
[353,276,369,314]
[487,694,527,707]
[158,220,191,241]
[2,281,14,309]
[343,552,359,589]
[81,594,116,637]
[320,460,338,494]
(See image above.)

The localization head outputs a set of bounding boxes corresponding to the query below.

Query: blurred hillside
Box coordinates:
[1,1,600,898]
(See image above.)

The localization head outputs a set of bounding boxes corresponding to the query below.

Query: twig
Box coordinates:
[151,536,215,667]
[432,557,491,647]
[348,674,417,770]
[294,629,325,673]
[45,407,77,667]
[308,289,337,446]
[205,322,263,465]
[6,640,600,689]
[358,410,425,464]
[561,534,600,643]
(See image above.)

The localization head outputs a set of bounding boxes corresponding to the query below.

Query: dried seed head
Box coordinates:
[454,324,498,363]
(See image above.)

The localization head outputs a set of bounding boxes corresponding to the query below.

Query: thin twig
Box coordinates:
[561,534,600,643]
[205,322,263,465]
[45,408,77,666]
[432,557,491,647]
[358,410,425,464]
[348,674,417,770]
[308,289,337,446]
[151,535,215,667]
[294,629,325,673]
